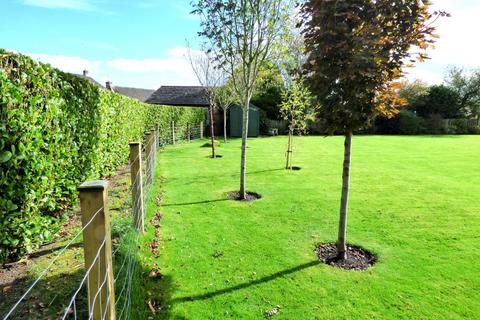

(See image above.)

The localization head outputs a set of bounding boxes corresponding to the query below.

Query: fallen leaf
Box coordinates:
[265,305,281,318]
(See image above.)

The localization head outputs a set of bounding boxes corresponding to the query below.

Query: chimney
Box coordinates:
[82,70,89,77]
[105,81,114,91]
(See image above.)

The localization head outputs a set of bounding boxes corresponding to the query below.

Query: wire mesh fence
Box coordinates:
[2,122,203,320]
[158,122,204,147]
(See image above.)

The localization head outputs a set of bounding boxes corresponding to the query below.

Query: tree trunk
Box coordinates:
[337,131,352,260]
[209,104,216,158]
[223,108,228,143]
[239,100,250,199]
[286,130,293,169]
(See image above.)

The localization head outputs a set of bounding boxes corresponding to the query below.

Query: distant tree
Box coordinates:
[398,79,429,106]
[251,62,285,120]
[301,0,445,259]
[192,0,292,199]
[410,85,461,119]
[280,80,314,170]
[187,48,222,158]
[445,67,480,119]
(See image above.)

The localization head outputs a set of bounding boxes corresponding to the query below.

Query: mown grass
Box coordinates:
[136,135,480,319]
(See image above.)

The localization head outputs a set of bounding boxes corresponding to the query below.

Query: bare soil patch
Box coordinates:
[287,166,301,171]
[315,243,377,271]
[227,191,262,202]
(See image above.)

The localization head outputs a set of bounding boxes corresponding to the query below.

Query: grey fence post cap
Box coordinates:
[78,180,109,191]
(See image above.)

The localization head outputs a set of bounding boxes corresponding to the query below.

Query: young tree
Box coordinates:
[192,0,292,199]
[280,80,314,170]
[187,48,221,158]
[215,81,238,142]
[301,0,445,259]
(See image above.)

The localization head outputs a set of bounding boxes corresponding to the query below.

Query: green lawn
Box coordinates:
[136,135,480,319]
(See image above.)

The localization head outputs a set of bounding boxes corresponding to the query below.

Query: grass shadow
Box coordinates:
[170,261,320,304]
[26,242,84,260]
[0,266,88,319]
[162,199,229,207]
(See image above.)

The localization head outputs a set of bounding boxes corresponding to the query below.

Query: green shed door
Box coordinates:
[229,105,259,137]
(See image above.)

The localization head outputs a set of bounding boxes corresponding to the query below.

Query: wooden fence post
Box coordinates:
[200,121,204,139]
[78,180,116,320]
[187,123,191,143]
[155,124,160,147]
[145,131,155,185]
[129,142,145,232]
[171,121,176,145]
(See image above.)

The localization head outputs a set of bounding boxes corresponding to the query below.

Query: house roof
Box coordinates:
[146,86,209,107]
[74,73,103,87]
[113,86,155,102]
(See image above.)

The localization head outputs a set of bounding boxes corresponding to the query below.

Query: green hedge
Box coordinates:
[0,49,205,262]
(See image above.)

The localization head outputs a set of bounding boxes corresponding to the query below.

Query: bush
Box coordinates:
[398,110,425,134]
[201,140,221,148]
[0,49,205,262]
[425,114,447,134]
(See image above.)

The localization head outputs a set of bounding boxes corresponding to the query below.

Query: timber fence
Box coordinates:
[2,121,203,320]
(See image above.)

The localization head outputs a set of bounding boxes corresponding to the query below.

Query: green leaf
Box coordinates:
[0,151,12,163]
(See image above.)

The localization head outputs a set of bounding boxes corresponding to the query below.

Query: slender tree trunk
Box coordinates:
[286,130,293,169]
[239,100,250,199]
[209,104,216,158]
[337,131,352,260]
[223,108,227,143]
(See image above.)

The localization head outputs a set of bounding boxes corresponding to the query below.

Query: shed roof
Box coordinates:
[146,86,209,107]
[113,86,155,102]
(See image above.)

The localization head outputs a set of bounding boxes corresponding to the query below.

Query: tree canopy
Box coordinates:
[409,85,461,119]
[301,0,446,134]
[445,67,480,118]
[252,61,284,120]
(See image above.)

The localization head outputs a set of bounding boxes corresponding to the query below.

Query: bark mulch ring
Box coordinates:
[315,243,377,271]
[287,166,301,171]
[227,191,262,202]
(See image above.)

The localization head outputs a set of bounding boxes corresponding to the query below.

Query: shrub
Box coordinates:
[201,140,221,148]
[0,49,205,262]
[425,114,447,134]
[398,110,425,135]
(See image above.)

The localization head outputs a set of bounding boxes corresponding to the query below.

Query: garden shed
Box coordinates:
[229,104,260,137]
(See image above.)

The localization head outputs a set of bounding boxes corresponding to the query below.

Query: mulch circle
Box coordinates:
[227,191,262,201]
[287,166,301,171]
[315,243,377,271]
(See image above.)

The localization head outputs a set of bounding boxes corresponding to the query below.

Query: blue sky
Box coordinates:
[1,0,479,89]
[0,0,203,88]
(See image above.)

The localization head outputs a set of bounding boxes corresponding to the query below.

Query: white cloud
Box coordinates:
[28,53,102,75]
[405,1,480,84]
[21,0,97,11]
[26,47,200,89]
[404,66,444,84]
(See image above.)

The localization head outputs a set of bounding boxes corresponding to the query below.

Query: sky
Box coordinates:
[0,0,479,89]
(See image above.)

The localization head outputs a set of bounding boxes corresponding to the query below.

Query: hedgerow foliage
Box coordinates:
[0,49,205,262]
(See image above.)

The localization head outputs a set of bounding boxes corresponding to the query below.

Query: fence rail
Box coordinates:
[2,121,203,320]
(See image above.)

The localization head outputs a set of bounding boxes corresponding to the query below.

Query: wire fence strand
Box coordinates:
[2,122,203,320]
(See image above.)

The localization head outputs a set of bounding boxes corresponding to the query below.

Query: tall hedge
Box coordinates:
[0,49,205,262]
